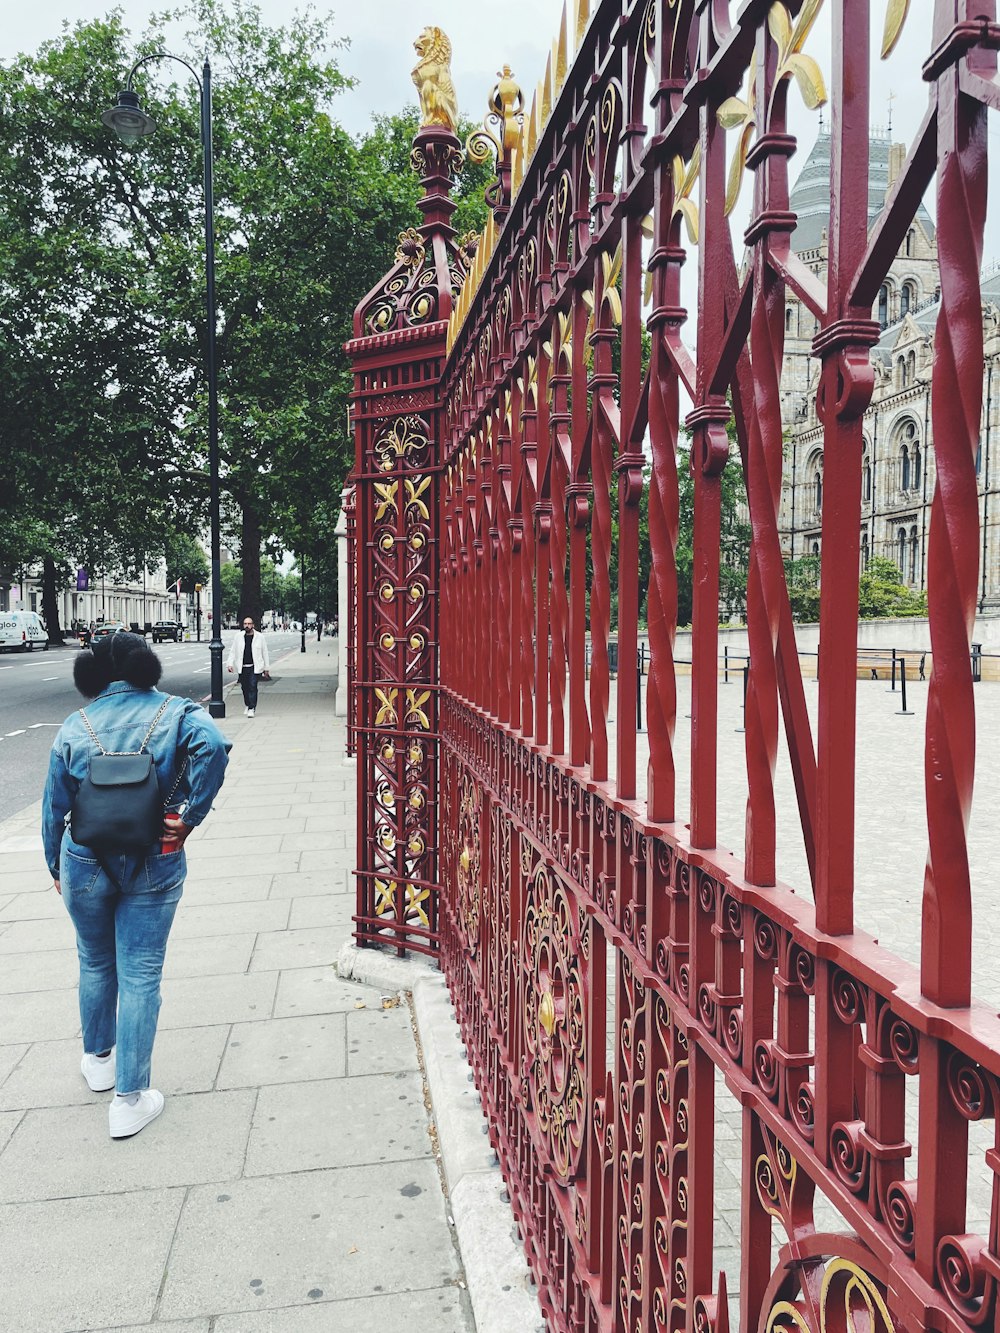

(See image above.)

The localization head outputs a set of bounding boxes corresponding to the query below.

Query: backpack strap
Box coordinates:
[79,697,171,757]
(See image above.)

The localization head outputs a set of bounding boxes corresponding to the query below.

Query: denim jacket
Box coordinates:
[41,684,230,879]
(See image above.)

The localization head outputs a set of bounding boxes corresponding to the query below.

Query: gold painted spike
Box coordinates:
[574,0,589,45]
[556,2,569,88]
[526,90,538,158]
[485,212,497,257]
[541,54,553,125]
[511,140,523,194]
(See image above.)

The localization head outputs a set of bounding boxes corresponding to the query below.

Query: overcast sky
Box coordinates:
[3,2,997,264]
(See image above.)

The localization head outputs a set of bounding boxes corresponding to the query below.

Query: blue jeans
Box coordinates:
[60,840,185,1094]
[240,667,259,709]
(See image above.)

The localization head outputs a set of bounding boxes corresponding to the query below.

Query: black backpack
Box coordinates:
[71,699,171,874]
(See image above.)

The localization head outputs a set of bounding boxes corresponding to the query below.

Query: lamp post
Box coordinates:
[300,553,307,653]
[102,55,225,717]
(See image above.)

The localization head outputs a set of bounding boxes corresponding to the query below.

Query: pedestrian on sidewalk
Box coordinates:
[226,614,270,717]
[41,632,230,1139]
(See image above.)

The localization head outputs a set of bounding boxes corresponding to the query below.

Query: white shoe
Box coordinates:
[109,1089,165,1139]
[81,1051,116,1092]
[247,709,255,717]
[243,705,249,716]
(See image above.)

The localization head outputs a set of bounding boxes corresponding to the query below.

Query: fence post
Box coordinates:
[886,648,897,692]
[724,644,729,683]
[896,658,914,715]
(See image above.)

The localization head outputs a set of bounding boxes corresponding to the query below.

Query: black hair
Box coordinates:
[73,632,163,698]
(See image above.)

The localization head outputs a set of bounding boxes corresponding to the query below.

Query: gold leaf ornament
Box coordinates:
[881,0,911,59]
[670,144,701,244]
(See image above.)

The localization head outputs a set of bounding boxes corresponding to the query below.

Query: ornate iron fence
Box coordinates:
[349,1,1000,1328]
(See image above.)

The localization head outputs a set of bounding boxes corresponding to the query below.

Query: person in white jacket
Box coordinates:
[226,616,270,717]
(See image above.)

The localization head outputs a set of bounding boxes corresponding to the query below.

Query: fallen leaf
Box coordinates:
[348,1245,359,1255]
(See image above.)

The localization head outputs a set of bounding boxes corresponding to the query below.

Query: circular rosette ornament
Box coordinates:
[522,864,587,1182]
[455,774,481,958]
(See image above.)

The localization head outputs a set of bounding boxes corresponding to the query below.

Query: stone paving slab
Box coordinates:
[0,944,78,993]
[211,1288,472,1332]
[0,1187,187,1333]
[158,971,279,1028]
[0,1088,255,1202]
[217,1013,347,1088]
[168,899,290,939]
[272,965,372,1018]
[243,1071,429,1175]
[157,1160,462,1321]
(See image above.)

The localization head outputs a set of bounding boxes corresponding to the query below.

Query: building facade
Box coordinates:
[778,131,1000,608]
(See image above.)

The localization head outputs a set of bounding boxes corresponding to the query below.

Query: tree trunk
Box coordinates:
[240,504,263,626]
[42,554,63,644]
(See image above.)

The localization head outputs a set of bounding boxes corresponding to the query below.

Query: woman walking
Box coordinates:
[42,632,229,1138]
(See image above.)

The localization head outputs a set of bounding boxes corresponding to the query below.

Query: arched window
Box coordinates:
[861,531,870,571]
[897,528,907,571]
[862,456,872,503]
[814,463,823,512]
[878,285,888,326]
[811,541,820,558]
[905,229,914,258]
[901,282,914,316]
[898,357,907,389]
[909,526,919,583]
[913,443,921,490]
[786,307,794,334]
[900,444,910,491]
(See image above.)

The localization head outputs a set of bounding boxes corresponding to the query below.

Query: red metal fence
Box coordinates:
[349,1,1000,1328]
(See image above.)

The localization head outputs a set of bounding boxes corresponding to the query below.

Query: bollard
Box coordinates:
[886,648,897,692]
[896,657,914,715]
[636,647,644,732]
[735,663,748,734]
[724,645,729,683]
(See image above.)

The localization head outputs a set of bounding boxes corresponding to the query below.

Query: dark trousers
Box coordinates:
[240,667,259,709]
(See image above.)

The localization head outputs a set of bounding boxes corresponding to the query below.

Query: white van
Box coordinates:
[0,612,49,653]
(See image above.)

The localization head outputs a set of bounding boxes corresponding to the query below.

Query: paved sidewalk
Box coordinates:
[0,641,475,1333]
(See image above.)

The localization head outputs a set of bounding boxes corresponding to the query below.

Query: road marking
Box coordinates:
[6,730,26,737]
[42,676,60,681]
[28,723,60,729]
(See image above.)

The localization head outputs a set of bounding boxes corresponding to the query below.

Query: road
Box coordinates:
[0,631,304,824]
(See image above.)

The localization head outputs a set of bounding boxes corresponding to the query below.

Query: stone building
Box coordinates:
[778,131,1000,608]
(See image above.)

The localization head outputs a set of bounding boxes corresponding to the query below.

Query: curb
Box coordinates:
[336,943,544,1333]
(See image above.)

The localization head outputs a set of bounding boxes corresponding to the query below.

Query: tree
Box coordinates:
[675,439,751,626]
[858,555,928,618]
[783,555,822,622]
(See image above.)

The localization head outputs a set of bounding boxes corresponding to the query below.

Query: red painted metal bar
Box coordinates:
[348,1,1000,1329]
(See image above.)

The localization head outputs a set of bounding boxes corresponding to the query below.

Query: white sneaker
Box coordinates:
[109,1089,165,1139]
[243,705,249,716]
[81,1051,116,1092]
[247,708,255,717]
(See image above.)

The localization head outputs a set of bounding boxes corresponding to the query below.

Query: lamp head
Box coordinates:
[101,88,156,145]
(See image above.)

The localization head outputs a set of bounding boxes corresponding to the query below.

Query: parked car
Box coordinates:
[151,620,181,643]
[0,611,48,652]
[90,622,127,643]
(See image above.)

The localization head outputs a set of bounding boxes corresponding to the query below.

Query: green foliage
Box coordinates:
[0,2,494,626]
[783,555,822,623]
[859,555,928,618]
[162,531,209,592]
[675,440,751,626]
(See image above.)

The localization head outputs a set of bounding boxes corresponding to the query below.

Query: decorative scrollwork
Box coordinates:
[456,772,482,957]
[373,415,430,473]
[522,863,587,1182]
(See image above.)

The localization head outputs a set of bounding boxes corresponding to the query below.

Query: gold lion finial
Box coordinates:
[412,26,459,132]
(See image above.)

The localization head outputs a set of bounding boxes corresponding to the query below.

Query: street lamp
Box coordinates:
[300,553,306,653]
[102,55,225,717]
